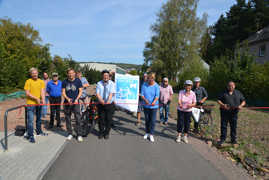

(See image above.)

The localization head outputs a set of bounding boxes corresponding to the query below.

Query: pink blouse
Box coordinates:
[177,90,196,112]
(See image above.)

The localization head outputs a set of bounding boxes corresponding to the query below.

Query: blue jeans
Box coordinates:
[159,103,170,123]
[144,108,157,134]
[42,96,49,117]
[27,106,42,137]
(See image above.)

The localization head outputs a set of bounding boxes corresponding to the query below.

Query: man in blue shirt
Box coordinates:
[96,70,116,140]
[62,68,83,142]
[47,72,62,129]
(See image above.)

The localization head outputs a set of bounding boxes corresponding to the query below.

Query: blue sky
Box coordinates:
[0,0,235,64]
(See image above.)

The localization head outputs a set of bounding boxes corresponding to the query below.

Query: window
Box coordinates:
[259,44,266,57]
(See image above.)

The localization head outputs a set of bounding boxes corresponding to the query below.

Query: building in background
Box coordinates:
[243,25,269,64]
[79,62,127,74]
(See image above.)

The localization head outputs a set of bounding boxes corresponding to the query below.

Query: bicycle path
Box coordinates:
[42,111,251,180]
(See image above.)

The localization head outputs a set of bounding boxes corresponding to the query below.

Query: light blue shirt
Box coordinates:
[141,82,160,109]
[80,77,89,98]
[111,81,116,102]
[96,80,116,104]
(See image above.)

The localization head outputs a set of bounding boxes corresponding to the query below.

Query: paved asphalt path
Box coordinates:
[43,111,227,180]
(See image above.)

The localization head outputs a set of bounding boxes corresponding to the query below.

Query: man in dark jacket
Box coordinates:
[217,81,246,146]
[192,77,208,133]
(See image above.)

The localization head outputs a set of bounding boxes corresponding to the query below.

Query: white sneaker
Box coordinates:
[78,136,83,142]
[149,135,155,142]
[176,136,181,143]
[67,134,73,140]
[183,136,188,144]
[143,133,149,140]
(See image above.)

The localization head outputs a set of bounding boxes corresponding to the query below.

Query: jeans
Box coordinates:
[144,108,157,134]
[177,110,192,134]
[220,110,238,143]
[42,96,49,117]
[159,103,170,123]
[26,106,42,137]
[64,104,82,136]
[49,97,61,126]
[98,104,113,136]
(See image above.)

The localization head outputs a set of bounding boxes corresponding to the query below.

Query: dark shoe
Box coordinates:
[36,131,48,136]
[194,129,199,134]
[218,140,224,147]
[29,136,35,143]
[104,134,109,140]
[98,134,104,139]
[231,140,237,144]
[24,135,30,140]
[111,123,115,128]
[48,124,54,129]
[56,124,63,128]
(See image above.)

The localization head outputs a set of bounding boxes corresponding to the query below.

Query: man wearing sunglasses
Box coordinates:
[46,72,62,129]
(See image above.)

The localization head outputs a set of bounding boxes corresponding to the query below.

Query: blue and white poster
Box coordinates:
[115,73,140,112]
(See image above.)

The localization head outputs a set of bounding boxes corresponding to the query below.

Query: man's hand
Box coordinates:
[74,99,79,104]
[36,98,41,104]
[222,104,230,110]
[178,103,183,109]
[151,102,155,106]
[100,99,105,105]
[66,98,72,103]
[238,105,243,110]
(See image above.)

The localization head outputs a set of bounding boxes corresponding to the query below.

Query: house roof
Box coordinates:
[245,25,269,45]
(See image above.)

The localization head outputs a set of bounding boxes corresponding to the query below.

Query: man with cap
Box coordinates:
[192,77,208,133]
[159,77,173,125]
[46,72,62,129]
[217,81,246,146]
[96,70,116,140]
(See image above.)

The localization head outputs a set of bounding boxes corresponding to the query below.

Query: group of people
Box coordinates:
[136,72,245,145]
[136,73,208,143]
[24,67,246,146]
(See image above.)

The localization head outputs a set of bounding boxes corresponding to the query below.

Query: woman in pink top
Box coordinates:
[176,80,196,143]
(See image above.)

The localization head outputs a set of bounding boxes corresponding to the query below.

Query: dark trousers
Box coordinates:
[64,104,82,136]
[177,110,192,134]
[144,108,157,134]
[98,104,113,136]
[220,110,238,143]
[49,97,61,126]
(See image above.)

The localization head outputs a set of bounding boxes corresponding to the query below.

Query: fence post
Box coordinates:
[4,111,8,151]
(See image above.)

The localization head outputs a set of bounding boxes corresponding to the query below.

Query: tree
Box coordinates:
[203,0,269,62]
[0,18,50,92]
[0,18,79,92]
[143,0,207,82]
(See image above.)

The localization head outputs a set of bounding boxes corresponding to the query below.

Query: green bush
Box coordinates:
[178,58,209,90]
[208,51,269,105]
[79,65,102,84]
